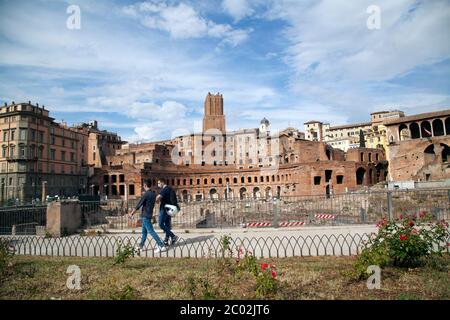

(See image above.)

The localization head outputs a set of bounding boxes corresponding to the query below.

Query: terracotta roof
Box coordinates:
[383,109,450,125]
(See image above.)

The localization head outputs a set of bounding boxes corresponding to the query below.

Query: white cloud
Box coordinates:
[222,0,254,21]
[123,1,252,46]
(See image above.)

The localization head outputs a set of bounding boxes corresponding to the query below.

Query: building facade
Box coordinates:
[384,109,450,182]
[0,102,89,203]
[90,93,388,201]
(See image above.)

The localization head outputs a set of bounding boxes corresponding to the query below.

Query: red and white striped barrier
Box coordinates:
[279,221,305,227]
[244,222,272,228]
[314,214,336,219]
[243,221,305,228]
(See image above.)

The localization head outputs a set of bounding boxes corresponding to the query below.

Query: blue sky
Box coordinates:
[0,0,449,142]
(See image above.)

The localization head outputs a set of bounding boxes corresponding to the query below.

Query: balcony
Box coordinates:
[6,155,38,162]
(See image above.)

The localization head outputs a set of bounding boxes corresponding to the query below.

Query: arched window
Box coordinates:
[219,178,222,184]
[410,122,420,139]
[432,119,444,136]
[204,178,208,185]
[421,121,432,138]
[233,177,237,184]
[399,124,409,140]
[356,167,366,185]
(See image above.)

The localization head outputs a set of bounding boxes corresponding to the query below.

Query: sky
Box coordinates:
[0,0,449,143]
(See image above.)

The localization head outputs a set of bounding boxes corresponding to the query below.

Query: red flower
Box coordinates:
[409,221,415,227]
[271,270,277,279]
[400,234,407,241]
[261,263,268,271]
[399,214,403,219]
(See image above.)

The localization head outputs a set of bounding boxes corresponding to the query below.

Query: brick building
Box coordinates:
[384,109,450,182]
[0,102,89,203]
[90,93,388,201]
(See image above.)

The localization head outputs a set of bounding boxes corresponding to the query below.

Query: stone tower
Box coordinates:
[203,92,225,133]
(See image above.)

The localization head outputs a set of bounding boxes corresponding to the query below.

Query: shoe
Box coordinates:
[163,239,170,246]
[135,245,142,256]
[154,245,167,253]
[171,235,179,245]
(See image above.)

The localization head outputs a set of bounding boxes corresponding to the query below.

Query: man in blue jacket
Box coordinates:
[156,178,179,246]
[129,179,166,253]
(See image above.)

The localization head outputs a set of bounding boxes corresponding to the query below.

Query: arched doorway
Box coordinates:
[209,189,219,201]
[239,187,247,200]
[253,187,261,199]
[265,186,272,198]
[441,144,450,163]
[356,168,366,185]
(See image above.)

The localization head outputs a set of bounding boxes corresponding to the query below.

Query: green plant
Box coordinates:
[255,263,277,299]
[220,234,232,258]
[61,227,69,237]
[0,239,14,278]
[354,212,450,278]
[44,231,52,239]
[109,284,138,300]
[113,241,136,265]
[185,275,217,300]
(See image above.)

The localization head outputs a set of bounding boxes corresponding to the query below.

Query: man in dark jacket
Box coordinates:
[156,178,179,246]
[129,179,166,253]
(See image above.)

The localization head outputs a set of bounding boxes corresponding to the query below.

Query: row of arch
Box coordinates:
[179,186,282,201]
[148,173,294,188]
[398,117,450,141]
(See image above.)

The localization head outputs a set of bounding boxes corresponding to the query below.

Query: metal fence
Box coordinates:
[2,233,449,258]
[0,188,449,234]
[81,188,450,230]
[0,205,46,235]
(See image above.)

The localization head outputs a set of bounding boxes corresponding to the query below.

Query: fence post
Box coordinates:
[273,198,279,228]
[387,191,393,221]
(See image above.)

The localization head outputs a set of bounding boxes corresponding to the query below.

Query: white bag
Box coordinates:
[164,204,179,216]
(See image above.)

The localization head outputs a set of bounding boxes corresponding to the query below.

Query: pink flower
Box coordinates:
[399,214,403,220]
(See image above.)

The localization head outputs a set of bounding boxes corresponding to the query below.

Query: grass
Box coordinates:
[0,254,449,300]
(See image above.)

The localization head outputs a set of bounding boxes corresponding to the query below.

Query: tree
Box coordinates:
[359,129,366,148]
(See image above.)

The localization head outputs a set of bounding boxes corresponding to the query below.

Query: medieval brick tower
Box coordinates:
[203,92,225,133]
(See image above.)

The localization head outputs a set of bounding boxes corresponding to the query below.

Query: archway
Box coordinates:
[239,187,247,200]
[441,144,450,163]
[399,124,409,141]
[209,188,219,200]
[356,167,366,185]
[432,119,445,136]
[265,187,272,198]
[253,187,261,199]
[421,121,432,138]
[410,122,420,139]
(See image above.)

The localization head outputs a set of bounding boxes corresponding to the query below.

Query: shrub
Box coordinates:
[255,263,277,299]
[354,212,449,278]
[0,239,14,278]
[109,284,138,300]
[113,241,137,265]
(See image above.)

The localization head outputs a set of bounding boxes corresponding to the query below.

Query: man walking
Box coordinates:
[156,178,179,246]
[129,179,166,253]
